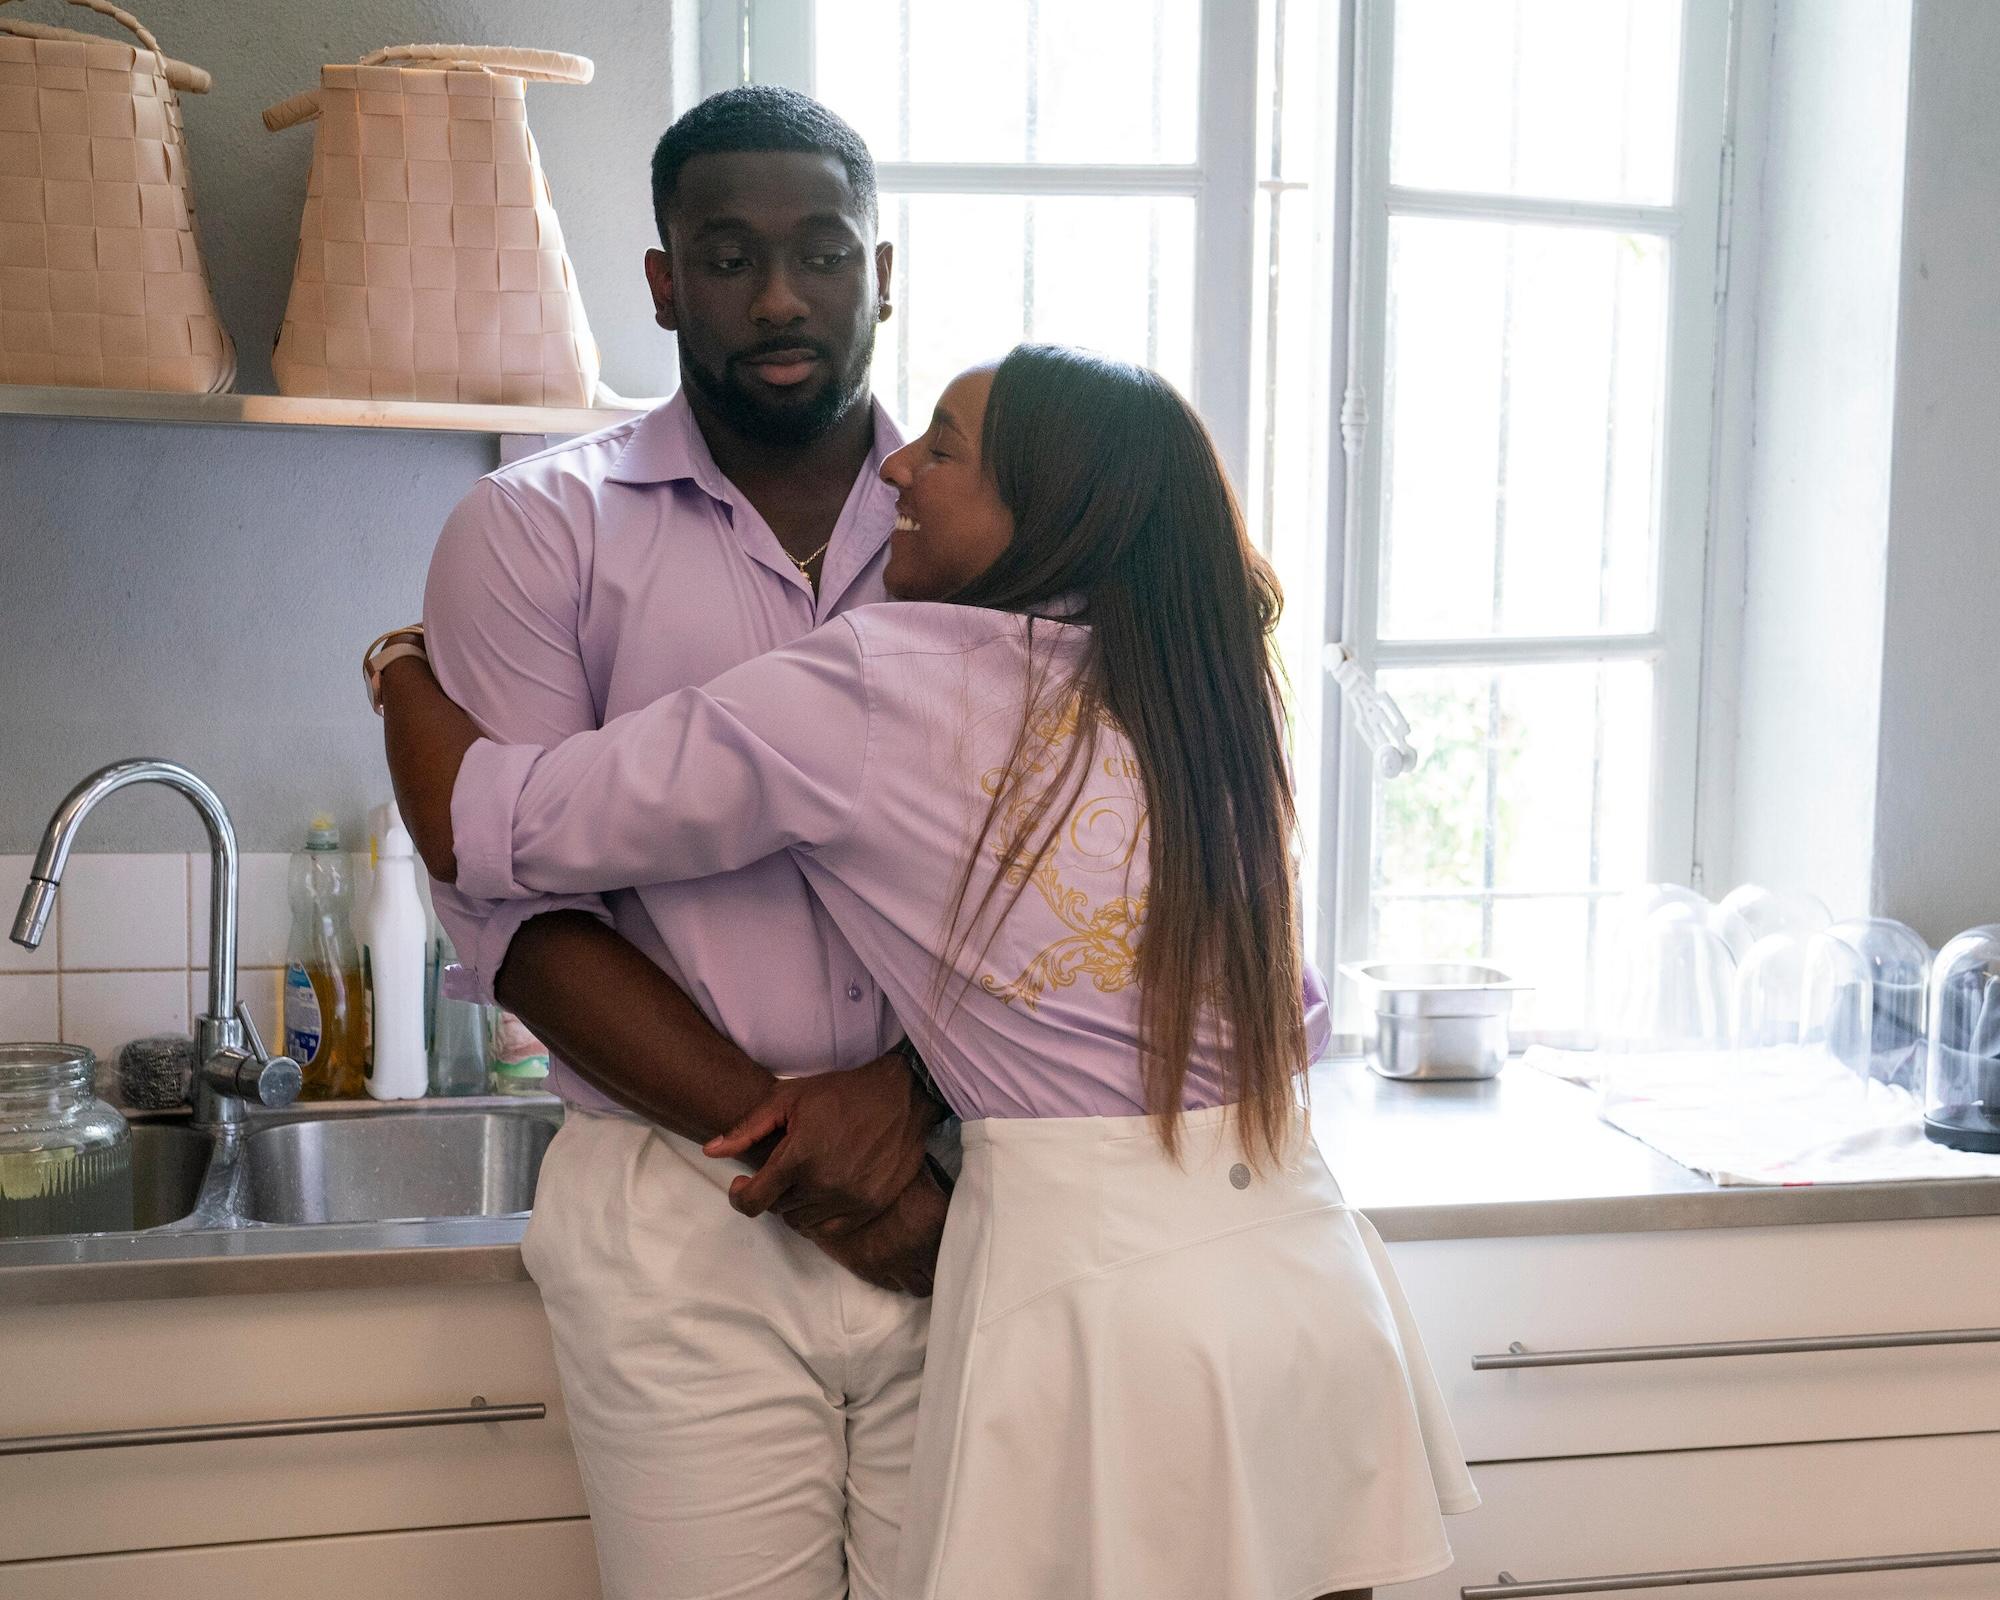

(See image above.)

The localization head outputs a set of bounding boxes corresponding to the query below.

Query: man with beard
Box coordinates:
[410,88,948,1600]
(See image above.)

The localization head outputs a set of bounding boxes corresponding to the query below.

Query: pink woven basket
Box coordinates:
[265,44,601,407]
[0,0,234,392]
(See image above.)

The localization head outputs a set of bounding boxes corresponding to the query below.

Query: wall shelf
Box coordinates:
[0,384,646,438]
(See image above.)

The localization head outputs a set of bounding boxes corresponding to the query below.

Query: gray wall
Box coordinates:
[1724,0,1911,919]
[1,0,680,853]
[1873,0,2000,944]
[1713,0,2000,944]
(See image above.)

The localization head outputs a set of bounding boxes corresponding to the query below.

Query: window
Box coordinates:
[1331,0,1731,1036]
[714,0,1259,490]
[710,0,1736,1042]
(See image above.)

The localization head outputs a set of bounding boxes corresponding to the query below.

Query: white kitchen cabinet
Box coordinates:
[0,1516,599,1600]
[0,1281,586,1565]
[12,1200,1999,1598]
[1380,1216,2000,1599]
[1389,1432,2000,1600]
[1388,1215,2000,1461]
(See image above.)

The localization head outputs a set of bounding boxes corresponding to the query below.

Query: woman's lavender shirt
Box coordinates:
[453,604,1332,1120]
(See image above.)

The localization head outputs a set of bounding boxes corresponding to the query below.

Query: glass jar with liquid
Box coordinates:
[0,1043,133,1239]
[285,814,368,1099]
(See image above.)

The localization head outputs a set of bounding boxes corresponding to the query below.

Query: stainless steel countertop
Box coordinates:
[1313,1059,2000,1241]
[11,1059,2000,1307]
[0,1213,531,1307]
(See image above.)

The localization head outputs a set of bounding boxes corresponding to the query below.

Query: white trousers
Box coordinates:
[523,1107,932,1600]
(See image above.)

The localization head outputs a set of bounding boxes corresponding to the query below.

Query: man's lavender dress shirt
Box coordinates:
[423,392,906,1109]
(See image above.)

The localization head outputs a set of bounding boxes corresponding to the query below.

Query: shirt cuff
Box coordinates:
[457,894,615,1006]
[459,899,540,1006]
[453,737,542,901]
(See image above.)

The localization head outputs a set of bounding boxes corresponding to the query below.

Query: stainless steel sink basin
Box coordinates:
[130,1123,213,1230]
[237,1111,556,1225]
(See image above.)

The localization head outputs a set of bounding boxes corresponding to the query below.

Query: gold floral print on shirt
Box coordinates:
[977,691,1150,1011]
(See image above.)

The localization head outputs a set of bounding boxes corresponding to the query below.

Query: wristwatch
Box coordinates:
[362,625,428,715]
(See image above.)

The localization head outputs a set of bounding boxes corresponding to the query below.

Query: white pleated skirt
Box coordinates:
[892,1104,1478,1600]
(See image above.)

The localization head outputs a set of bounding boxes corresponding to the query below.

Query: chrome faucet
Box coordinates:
[9,760,302,1126]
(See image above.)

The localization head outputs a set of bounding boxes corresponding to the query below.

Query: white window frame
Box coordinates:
[1326,0,1734,1030]
[702,0,1261,493]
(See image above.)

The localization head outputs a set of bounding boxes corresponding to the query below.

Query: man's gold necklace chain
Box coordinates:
[789,538,832,576]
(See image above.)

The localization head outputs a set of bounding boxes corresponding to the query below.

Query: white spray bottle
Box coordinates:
[364,817,430,1100]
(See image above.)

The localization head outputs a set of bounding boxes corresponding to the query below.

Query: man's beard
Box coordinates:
[680,327,876,448]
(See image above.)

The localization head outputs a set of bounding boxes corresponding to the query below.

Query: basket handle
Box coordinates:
[0,0,212,92]
[359,43,593,84]
[260,89,321,132]
[262,43,591,130]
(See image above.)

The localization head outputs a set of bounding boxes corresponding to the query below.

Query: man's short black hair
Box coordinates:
[651,86,878,242]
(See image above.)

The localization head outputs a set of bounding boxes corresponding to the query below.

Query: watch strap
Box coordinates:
[363,625,428,715]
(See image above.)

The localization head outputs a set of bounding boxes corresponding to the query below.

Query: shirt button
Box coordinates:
[1229,1163,1252,1190]
[847,983,864,1002]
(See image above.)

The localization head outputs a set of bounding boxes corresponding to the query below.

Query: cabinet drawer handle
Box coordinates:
[0,1397,546,1457]
[1472,1325,2000,1370]
[1462,1545,2000,1596]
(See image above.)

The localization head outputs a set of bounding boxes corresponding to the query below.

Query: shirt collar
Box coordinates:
[605,390,730,500]
[606,388,906,510]
[817,402,905,605]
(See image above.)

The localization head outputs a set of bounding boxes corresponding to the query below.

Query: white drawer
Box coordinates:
[0,1517,599,1599]
[1385,1431,2000,1600]
[1385,1214,2000,1460]
[0,1282,586,1563]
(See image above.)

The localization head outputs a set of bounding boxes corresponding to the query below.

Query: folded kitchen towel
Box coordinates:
[1522,1043,2000,1187]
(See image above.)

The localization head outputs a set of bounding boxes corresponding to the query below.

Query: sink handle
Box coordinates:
[202,1047,302,1107]
[199,1003,303,1108]
[236,1001,274,1062]
[237,1002,304,1106]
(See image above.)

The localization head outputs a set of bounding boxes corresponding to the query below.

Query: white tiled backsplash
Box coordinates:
[0,851,381,1072]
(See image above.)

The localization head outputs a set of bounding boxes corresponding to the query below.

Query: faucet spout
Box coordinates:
[8,760,286,1125]
[12,759,240,1021]
[10,877,57,948]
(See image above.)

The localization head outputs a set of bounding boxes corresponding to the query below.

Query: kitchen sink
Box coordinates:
[236,1111,556,1225]
[130,1123,213,1230]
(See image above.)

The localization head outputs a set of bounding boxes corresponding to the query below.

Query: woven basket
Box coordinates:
[265,44,600,407]
[0,0,233,392]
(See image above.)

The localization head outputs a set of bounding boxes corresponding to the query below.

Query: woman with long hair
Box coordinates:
[378,344,1475,1599]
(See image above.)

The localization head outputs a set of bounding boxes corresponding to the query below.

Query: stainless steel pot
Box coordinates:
[1340,962,1528,1081]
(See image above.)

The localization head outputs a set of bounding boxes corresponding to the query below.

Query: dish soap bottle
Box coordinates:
[363,817,428,1100]
[285,814,367,1099]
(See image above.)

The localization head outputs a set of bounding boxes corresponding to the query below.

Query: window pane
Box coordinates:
[1253,186,1322,563]
[873,193,1195,427]
[816,0,1200,165]
[1262,0,1327,184]
[1371,896,1485,966]
[1390,0,1683,204]
[1368,661,1652,1030]
[1379,216,1666,640]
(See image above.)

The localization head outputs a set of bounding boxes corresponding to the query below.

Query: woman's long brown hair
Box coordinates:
[943,344,1307,1166]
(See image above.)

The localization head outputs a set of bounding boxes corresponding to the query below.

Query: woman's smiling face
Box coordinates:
[878,364,1016,600]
